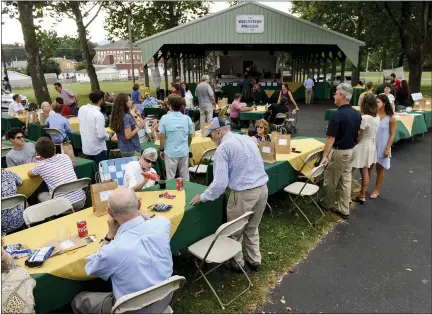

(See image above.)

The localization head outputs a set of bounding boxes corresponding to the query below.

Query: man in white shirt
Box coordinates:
[304,77,315,105]
[78,90,109,165]
[8,94,25,115]
[123,148,159,191]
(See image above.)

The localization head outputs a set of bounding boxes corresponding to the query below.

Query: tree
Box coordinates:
[49,1,105,91]
[104,1,211,42]
[15,1,52,103]
[75,61,86,71]
[1,44,26,64]
[37,30,61,60]
[26,59,61,77]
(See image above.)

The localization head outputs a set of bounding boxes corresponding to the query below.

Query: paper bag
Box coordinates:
[61,142,76,165]
[201,122,209,135]
[25,111,36,127]
[275,133,291,154]
[258,141,276,163]
[90,181,118,216]
[218,97,228,108]
[38,112,48,125]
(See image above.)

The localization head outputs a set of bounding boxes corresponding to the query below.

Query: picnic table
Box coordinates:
[239,105,267,121]
[205,137,325,195]
[27,117,80,142]
[4,180,224,313]
[1,113,25,134]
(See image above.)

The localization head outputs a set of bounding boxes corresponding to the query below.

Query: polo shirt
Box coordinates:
[326,104,361,149]
[158,112,193,158]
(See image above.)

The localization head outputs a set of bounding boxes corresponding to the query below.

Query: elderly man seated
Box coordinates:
[143,92,163,108]
[123,148,160,191]
[5,127,36,167]
[71,187,173,314]
[45,103,73,144]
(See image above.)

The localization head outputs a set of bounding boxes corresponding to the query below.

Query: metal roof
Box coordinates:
[135,2,365,65]
[95,39,140,51]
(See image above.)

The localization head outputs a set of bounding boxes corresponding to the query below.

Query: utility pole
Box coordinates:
[1,22,8,79]
[128,14,135,84]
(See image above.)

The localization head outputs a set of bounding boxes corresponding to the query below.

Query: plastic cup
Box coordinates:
[158,180,166,190]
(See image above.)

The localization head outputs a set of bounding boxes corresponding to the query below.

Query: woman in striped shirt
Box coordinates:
[27,137,86,210]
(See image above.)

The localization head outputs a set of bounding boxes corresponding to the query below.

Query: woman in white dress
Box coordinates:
[351,93,380,204]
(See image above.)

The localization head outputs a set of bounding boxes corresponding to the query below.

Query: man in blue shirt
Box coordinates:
[143,92,160,107]
[159,94,194,181]
[45,104,73,144]
[303,76,315,105]
[190,117,269,272]
[71,187,173,313]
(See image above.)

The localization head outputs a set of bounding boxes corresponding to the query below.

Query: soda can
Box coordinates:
[35,155,41,162]
[77,220,88,238]
[176,177,183,191]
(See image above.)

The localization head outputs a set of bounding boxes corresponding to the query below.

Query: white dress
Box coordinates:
[352,115,380,168]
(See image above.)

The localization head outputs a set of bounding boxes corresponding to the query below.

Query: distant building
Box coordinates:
[4,70,32,88]
[76,69,90,83]
[52,57,77,72]
[76,67,123,82]
[9,60,28,69]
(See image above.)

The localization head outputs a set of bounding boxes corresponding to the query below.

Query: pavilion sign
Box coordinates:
[236,15,264,33]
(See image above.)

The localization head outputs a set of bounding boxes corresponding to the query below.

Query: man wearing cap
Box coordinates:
[190,117,269,272]
[195,75,215,127]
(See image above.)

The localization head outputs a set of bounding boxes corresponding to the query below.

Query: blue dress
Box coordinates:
[376,115,391,169]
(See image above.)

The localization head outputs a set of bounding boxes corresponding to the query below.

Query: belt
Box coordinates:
[232,183,266,193]
[332,146,354,150]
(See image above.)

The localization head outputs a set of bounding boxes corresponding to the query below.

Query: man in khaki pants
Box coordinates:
[321,83,361,219]
[190,117,268,272]
[304,76,315,105]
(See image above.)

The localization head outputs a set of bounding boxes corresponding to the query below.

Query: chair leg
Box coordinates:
[288,193,313,227]
[193,259,226,310]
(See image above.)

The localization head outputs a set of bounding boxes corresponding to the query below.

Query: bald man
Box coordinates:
[71,187,173,314]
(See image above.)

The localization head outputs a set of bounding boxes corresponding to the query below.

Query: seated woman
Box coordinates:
[1,169,25,234]
[56,97,73,117]
[251,119,271,144]
[28,137,86,211]
[123,148,159,191]
[229,93,253,125]
[266,96,289,124]
[36,101,55,123]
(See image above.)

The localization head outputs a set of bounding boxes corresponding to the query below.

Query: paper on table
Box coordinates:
[99,190,114,202]
[233,83,238,86]
[60,240,75,250]
[262,146,271,153]
[279,139,288,145]
[272,82,277,86]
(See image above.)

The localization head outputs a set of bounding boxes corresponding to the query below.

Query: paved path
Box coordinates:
[259,104,432,313]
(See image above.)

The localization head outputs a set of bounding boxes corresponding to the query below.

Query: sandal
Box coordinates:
[370,192,380,199]
[352,196,366,204]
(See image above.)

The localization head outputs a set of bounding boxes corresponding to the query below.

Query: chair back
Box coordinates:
[98,157,139,185]
[23,198,73,226]
[200,148,216,163]
[1,194,27,211]
[1,147,12,158]
[309,164,326,179]
[275,113,287,120]
[290,109,298,118]
[112,276,186,314]
[304,149,324,164]
[214,211,253,239]
[52,178,91,198]
[43,128,65,142]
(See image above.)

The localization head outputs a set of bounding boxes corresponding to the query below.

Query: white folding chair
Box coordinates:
[111,275,186,314]
[23,198,73,227]
[272,113,287,132]
[1,194,27,211]
[283,164,326,227]
[1,147,12,158]
[188,148,216,183]
[52,177,91,211]
[287,109,299,133]
[44,128,65,142]
[188,211,254,310]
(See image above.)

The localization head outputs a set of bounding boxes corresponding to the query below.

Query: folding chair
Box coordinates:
[96,156,139,185]
[188,148,216,183]
[23,198,73,227]
[1,194,27,211]
[51,177,91,211]
[272,113,287,132]
[44,128,65,153]
[286,109,299,133]
[188,211,254,310]
[111,276,186,314]
[283,164,326,227]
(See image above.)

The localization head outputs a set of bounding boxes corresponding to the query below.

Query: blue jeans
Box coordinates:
[88,150,108,167]
[69,103,78,116]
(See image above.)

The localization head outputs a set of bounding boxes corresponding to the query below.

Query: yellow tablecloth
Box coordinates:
[255,105,267,112]
[264,90,276,98]
[394,114,415,136]
[276,138,325,176]
[7,163,43,197]
[5,189,185,280]
[68,117,80,132]
[155,136,216,164]
[14,114,27,123]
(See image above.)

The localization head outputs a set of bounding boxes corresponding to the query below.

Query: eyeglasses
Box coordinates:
[13,136,24,140]
[256,126,264,129]
[143,158,154,165]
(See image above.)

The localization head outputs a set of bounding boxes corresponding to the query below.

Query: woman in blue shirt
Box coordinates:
[131,83,143,114]
[110,93,142,157]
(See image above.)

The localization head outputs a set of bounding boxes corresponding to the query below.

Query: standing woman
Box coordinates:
[214,79,222,103]
[351,94,380,204]
[110,93,142,157]
[277,83,299,113]
[395,80,411,110]
[358,82,374,107]
[369,94,397,199]
[131,83,143,115]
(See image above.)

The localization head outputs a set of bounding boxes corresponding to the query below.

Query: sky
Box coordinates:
[1,1,292,45]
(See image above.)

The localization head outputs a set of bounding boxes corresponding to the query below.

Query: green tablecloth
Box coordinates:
[291,82,332,101]
[70,131,118,152]
[27,122,45,142]
[73,157,98,183]
[324,109,428,143]
[205,136,325,195]
[104,103,113,116]
[29,180,223,313]
[1,114,24,134]
[240,110,266,121]
[143,106,160,116]
[416,110,432,128]
[350,87,365,106]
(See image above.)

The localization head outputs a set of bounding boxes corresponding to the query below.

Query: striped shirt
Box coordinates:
[201,132,269,202]
[31,154,85,205]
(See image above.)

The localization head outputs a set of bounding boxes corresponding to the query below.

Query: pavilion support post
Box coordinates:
[330,53,337,91]
[143,64,149,87]
[172,56,178,81]
[298,58,302,82]
[317,57,321,82]
[187,58,191,83]
[294,58,298,81]
[340,55,346,83]
[182,57,186,83]
[178,58,181,80]
[163,56,169,97]
[290,54,295,81]
[323,53,328,84]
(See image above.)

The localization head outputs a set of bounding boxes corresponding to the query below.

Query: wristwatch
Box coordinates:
[104,235,113,243]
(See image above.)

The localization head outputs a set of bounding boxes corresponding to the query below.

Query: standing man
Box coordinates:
[7,94,24,115]
[78,90,109,165]
[71,187,173,314]
[390,73,401,95]
[54,82,79,116]
[195,75,215,127]
[190,117,269,272]
[159,94,194,181]
[304,76,315,105]
[321,83,361,220]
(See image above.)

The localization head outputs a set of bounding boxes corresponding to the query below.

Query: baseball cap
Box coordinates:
[203,117,231,137]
